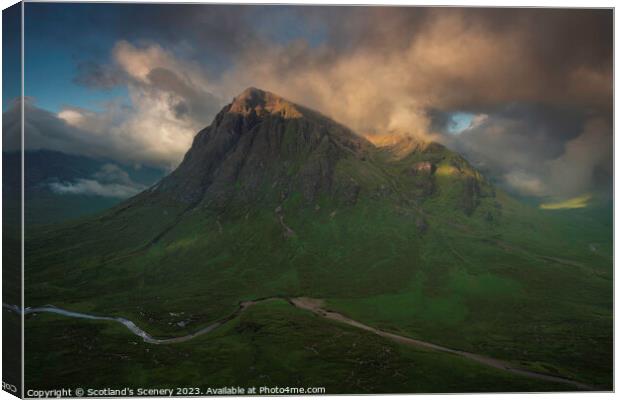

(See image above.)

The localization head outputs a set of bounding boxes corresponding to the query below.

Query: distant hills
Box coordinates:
[3,150,165,225]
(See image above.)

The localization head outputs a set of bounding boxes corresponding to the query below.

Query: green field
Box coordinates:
[25,300,574,393]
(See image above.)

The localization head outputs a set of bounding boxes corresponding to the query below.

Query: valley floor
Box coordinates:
[24,299,580,394]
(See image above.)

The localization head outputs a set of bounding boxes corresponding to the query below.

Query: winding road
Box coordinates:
[4,298,594,390]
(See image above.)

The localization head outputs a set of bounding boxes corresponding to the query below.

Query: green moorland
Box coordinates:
[22,93,612,392]
[23,149,612,391]
[25,299,573,393]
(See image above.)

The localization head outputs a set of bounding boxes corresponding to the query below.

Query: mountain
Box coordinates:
[112,87,497,240]
[24,88,612,391]
[135,87,375,208]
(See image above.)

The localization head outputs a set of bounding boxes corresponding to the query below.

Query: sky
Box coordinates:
[3,4,613,200]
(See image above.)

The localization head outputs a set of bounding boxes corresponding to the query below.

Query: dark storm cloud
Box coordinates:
[445,105,612,197]
[3,98,95,156]
[445,103,588,166]
[73,61,125,89]
[145,67,222,123]
[98,4,269,69]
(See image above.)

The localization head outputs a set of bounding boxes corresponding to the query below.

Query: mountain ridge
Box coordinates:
[127,87,490,220]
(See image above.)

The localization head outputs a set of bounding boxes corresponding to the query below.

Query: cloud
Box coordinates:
[4,98,111,158]
[93,163,135,186]
[213,8,611,134]
[59,40,225,168]
[49,179,142,198]
[203,9,611,198]
[4,95,200,169]
[447,107,612,197]
[503,171,548,197]
[73,61,125,89]
[17,6,613,198]
[447,105,579,169]
[49,163,145,198]
[546,117,612,197]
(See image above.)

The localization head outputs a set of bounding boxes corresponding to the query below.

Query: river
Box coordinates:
[3,298,593,390]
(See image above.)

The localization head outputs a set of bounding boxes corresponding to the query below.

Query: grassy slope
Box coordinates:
[23,144,612,391]
[25,300,571,393]
[328,156,612,388]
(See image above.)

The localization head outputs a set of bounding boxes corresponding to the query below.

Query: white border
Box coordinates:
[0,2,616,400]
[19,0,24,398]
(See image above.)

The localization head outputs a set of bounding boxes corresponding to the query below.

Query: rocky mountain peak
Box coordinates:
[229,87,302,119]
[143,87,375,208]
[138,87,491,218]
